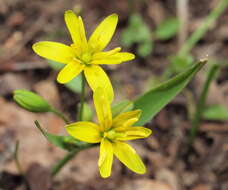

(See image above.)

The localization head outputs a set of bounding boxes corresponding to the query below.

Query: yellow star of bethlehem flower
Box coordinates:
[32,10,135,102]
[65,88,152,178]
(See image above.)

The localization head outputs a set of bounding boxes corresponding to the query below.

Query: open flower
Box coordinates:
[65,88,152,178]
[32,10,135,102]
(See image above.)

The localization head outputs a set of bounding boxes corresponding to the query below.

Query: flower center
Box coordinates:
[102,129,126,141]
[81,52,92,65]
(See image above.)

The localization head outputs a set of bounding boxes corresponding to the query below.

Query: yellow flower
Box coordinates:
[65,88,152,178]
[32,10,135,102]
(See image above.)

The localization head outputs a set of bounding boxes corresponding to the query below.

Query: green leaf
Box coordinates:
[64,74,82,93]
[112,100,134,118]
[203,104,228,121]
[34,120,86,151]
[120,13,153,57]
[47,60,64,70]
[137,42,153,57]
[134,60,207,125]
[121,27,136,48]
[155,18,180,40]
[121,14,151,46]
[13,90,52,112]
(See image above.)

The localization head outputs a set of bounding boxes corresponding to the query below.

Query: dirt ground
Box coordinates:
[0,0,228,189]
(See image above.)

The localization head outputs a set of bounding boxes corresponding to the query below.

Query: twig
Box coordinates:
[177,0,189,47]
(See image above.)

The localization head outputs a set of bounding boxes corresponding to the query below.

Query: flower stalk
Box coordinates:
[51,73,87,177]
[51,143,96,177]
[51,149,79,177]
[51,108,70,124]
[78,73,86,121]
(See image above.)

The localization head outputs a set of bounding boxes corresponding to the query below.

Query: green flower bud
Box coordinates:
[13,90,52,112]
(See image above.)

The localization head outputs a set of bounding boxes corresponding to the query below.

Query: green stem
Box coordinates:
[189,64,219,144]
[51,143,96,177]
[179,0,228,57]
[78,73,86,121]
[51,73,87,177]
[34,120,94,177]
[51,149,79,177]
[51,108,69,124]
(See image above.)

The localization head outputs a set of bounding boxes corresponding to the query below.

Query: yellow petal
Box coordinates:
[113,110,141,130]
[64,10,88,52]
[57,60,84,84]
[70,44,83,57]
[99,138,113,178]
[89,14,118,52]
[66,121,101,143]
[113,141,146,174]
[92,51,135,65]
[32,41,75,64]
[92,47,121,59]
[84,65,114,102]
[115,127,152,141]
[93,87,112,130]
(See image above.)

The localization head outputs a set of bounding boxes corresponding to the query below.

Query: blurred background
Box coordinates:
[0,0,228,189]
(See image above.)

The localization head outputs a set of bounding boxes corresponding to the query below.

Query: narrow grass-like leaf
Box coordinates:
[134,60,207,125]
[203,104,228,121]
[190,64,219,143]
[178,0,228,57]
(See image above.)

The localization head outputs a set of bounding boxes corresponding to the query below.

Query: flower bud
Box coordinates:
[13,90,52,112]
